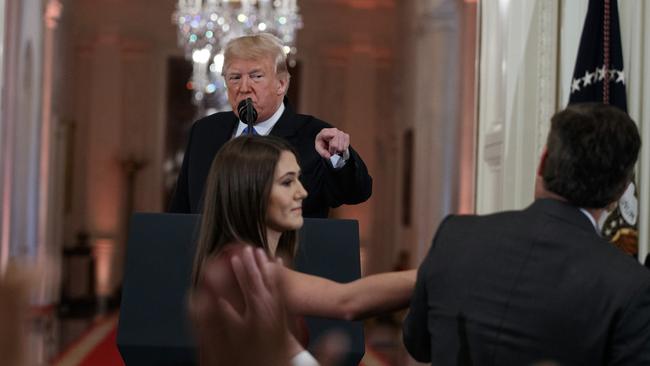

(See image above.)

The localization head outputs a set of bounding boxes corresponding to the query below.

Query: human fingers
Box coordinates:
[254,248,276,291]
[231,247,270,314]
[215,296,243,326]
[240,246,268,295]
[189,288,232,349]
[341,132,350,151]
[328,132,340,155]
[188,289,209,326]
[328,130,350,155]
[315,130,334,158]
[248,249,289,327]
[199,256,231,300]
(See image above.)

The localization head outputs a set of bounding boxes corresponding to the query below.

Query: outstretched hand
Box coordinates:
[190,245,301,366]
[315,128,350,159]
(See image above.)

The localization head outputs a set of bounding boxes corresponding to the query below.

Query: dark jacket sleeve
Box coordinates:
[608,281,650,365]
[402,215,454,362]
[167,124,195,213]
[323,145,372,207]
[403,258,432,362]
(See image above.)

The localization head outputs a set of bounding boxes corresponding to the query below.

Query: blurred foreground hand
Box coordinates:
[190,245,301,366]
[0,265,30,366]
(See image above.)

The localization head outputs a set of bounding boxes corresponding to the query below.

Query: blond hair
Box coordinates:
[222,33,290,82]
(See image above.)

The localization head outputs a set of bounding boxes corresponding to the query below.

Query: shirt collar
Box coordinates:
[235,102,285,136]
[579,208,599,232]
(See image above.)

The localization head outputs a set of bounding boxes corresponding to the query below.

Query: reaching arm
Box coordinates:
[314,127,372,206]
[323,147,372,205]
[281,267,416,321]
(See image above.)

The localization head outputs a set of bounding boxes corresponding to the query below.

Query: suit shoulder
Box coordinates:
[293,113,333,130]
[595,243,650,283]
[192,111,235,132]
[440,210,521,229]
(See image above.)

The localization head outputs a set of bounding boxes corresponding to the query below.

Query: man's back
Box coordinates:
[404,199,650,366]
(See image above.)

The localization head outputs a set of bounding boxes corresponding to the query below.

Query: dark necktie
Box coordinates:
[241,125,259,136]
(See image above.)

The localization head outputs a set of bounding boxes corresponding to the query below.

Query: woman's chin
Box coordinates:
[269,217,303,233]
[285,217,304,231]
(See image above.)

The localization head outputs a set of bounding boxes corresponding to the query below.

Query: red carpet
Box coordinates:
[52,314,123,366]
[76,325,124,366]
[51,312,391,366]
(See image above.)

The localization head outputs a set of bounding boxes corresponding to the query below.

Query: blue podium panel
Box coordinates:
[293,218,365,365]
[117,213,364,365]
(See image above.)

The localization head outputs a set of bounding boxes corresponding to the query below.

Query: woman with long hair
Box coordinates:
[191,135,415,363]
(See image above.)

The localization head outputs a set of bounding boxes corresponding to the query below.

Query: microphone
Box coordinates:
[237,98,258,130]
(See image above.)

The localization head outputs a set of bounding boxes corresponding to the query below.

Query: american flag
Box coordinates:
[568,0,639,256]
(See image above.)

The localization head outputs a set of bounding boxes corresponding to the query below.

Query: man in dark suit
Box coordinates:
[169,33,372,217]
[403,103,650,365]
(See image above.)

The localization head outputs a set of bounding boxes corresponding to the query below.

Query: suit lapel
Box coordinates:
[269,102,303,139]
[214,112,239,145]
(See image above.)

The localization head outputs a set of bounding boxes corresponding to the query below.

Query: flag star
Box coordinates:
[616,70,625,83]
[571,78,582,93]
[582,70,594,86]
[609,69,617,81]
[596,67,606,81]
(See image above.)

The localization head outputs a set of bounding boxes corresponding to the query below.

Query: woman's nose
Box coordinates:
[296,181,308,199]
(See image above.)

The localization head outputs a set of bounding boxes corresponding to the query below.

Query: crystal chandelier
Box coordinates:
[173,0,303,110]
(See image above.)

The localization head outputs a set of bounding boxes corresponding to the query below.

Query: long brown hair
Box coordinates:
[192,135,299,285]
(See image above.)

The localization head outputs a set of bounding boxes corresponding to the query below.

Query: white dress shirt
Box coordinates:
[579,208,599,233]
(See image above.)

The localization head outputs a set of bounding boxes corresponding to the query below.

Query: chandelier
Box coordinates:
[173,0,303,109]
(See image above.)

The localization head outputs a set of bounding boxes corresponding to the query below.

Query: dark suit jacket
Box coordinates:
[403,199,650,366]
[168,104,372,218]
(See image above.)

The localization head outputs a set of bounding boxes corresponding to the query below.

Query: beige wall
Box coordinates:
[61,0,178,298]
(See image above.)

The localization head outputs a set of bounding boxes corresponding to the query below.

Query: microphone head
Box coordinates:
[237,98,258,125]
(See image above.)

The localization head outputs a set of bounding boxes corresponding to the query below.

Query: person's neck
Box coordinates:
[266,229,281,257]
[535,179,605,222]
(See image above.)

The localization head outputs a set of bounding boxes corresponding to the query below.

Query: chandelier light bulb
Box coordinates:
[192,48,212,64]
[213,53,225,73]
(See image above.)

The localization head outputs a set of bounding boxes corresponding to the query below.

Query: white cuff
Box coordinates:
[290,350,320,366]
[329,148,350,169]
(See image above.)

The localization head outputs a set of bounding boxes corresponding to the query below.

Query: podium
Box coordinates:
[117,213,364,365]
